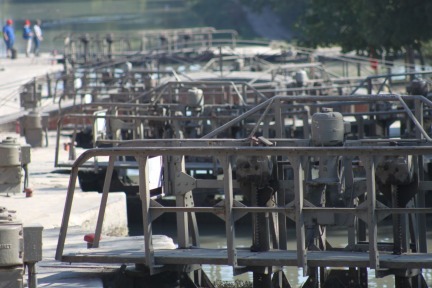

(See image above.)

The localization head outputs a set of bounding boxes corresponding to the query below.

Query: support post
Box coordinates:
[292,157,307,274]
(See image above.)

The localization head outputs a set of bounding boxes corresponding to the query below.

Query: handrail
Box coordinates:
[350,70,432,95]
[202,94,432,140]
[55,142,432,274]
[147,80,267,106]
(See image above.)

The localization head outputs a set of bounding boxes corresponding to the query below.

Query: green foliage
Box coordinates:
[240,0,306,38]
[422,40,432,62]
[301,0,432,54]
[240,0,432,57]
[186,0,256,38]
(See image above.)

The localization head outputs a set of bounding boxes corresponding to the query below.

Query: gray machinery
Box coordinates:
[0,207,24,288]
[55,94,432,288]
[0,207,43,288]
[18,77,52,146]
[0,137,31,195]
[234,109,351,287]
[236,149,277,287]
[20,112,48,148]
[19,82,42,110]
[309,109,347,207]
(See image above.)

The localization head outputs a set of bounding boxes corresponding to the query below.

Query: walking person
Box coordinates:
[33,19,43,57]
[22,19,33,57]
[2,19,15,58]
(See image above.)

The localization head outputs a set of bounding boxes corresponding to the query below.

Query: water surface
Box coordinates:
[150,218,432,287]
[0,0,196,52]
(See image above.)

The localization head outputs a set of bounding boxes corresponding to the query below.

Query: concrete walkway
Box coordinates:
[0,130,129,287]
[0,53,63,114]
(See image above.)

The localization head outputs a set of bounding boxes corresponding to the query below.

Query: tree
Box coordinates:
[243,0,432,66]
[240,0,307,38]
[186,0,257,38]
[302,0,432,67]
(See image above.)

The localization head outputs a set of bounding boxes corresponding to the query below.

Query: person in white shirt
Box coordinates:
[33,19,43,56]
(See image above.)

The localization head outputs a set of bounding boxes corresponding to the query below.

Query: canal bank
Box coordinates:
[0,131,131,287]
[0,53,63,130]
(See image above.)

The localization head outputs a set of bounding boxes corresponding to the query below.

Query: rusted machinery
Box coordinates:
[55,94,432,288]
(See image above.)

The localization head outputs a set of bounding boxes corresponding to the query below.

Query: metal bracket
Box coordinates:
[174,171,197,195]
[213,199,247,222]
[150,199,164,222]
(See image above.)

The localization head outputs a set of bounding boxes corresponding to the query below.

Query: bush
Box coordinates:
[422,40,432,65]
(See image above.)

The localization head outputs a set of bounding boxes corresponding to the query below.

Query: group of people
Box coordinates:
[2,19,43,58]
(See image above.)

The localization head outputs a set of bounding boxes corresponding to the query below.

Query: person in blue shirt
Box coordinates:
[22,19,33,57]
[3,19,15,58]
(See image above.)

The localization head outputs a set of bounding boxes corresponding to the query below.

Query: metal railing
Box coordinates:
[55,141,432,278]
[54,94,432,286]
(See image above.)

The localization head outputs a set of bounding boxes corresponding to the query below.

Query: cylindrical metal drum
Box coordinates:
[123,61,132,73]
[187,87,204,108]
[311,111,344,146]
[144,76,156,91]
[295,70,309,86]
[22,112,44,147]
[0,138,21,166]
[0,138,22,193]
[23,111,42,130]
[0,208,23,267]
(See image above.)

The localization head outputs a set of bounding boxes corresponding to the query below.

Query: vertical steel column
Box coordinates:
[92,156,115,248]
[414,98,424,140]
[413,100,427,285]
[55,166,79,260]
[275,100,287,250]
[274,99,283,138]
[367,79,373,95]
[220,155,238,268]
[54,118,63,167]
[263,115,270,138]
[250,179,273,288]
[344,156,356,247]
[291,157,307,274]
[226,85,232,105]
[175,155,190,248]
[27,263,37,288]
[414,99,427,253]
[417,155,427,254]
[46,73,52,99]
[362,156,380,270]
[138,156,155,273]
[301,110,310,139]
[242,84,247,105]
[355,116,365,139]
